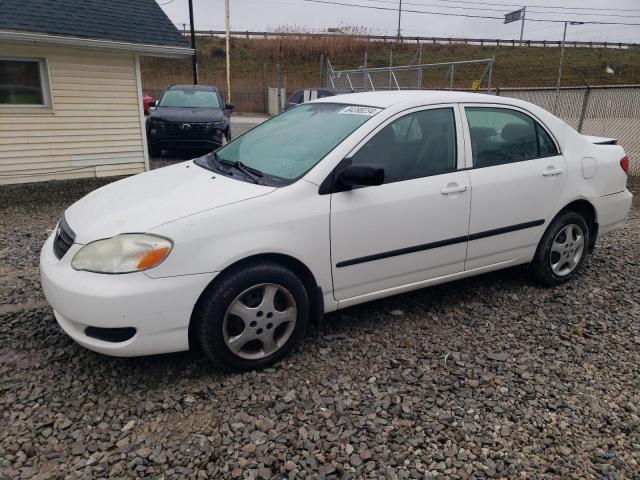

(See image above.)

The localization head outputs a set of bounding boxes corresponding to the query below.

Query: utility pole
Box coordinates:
[187,0,198,84]
[225,0,232,101]
[554,21,583,113]
[519,6,526,43]
[397,0,402,40]
[554,21,568,113]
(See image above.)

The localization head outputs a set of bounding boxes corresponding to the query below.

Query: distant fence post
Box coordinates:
[577,86,591,133]
[276,63,282,114]
[319,53,325,87]
[262,63,267,113]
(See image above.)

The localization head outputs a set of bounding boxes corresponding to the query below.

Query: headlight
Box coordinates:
[206,121,226,128]
[71,234,172,274]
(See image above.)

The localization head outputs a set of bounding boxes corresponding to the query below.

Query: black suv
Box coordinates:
[146,85,234,157]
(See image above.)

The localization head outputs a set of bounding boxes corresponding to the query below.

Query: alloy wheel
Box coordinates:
[550,224,585,276]
[222,283,297,360]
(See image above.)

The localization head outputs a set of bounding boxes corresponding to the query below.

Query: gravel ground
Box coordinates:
[1,155,638,478]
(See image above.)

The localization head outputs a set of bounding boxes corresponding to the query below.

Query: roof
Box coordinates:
[0,0,189,49]
[315,90,510,108]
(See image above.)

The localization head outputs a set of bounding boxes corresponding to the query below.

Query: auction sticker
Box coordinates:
[338,106,382,116]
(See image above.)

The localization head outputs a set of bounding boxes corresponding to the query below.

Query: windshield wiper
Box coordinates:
[209,151,233,174]
[218,158,263,184]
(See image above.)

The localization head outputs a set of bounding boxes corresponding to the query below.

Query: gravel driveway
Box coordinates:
[1,151,638,478]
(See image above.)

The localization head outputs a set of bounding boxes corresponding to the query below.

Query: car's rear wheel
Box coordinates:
[193,262,309,371]
[530,211,589,286]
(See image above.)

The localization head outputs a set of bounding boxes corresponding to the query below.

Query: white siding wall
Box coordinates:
[0,43,146,184]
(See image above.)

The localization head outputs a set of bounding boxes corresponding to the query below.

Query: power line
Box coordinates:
[358,0,640,18]
[301,0,640,26]
[384,0,640,13]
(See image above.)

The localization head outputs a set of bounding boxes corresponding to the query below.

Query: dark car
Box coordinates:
[285,87,353,109]
[146,84,234,157]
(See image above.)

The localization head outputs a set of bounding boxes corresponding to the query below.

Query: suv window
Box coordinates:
[351,108,457,183]
[465,107,558,168]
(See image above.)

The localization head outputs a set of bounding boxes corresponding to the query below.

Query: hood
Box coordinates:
[65,161,276,244]
[149,107,226,123]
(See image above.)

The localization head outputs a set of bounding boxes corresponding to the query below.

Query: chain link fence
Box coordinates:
[497,85,640,175]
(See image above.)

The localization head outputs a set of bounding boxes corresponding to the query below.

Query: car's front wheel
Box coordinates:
[148,143,161,158]
[530,211,589,286]
[192,262,309,371]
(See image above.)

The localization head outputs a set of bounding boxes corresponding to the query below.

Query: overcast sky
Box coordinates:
[158,0,640,43]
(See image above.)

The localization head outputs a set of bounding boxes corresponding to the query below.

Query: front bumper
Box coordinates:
[40,234,217,357]
[149,137,224,150]
[592,189,633,234]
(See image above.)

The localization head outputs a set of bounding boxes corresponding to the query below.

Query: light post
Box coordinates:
[554,21,583,113]
[397,0,402,40]
[188,0,198,84]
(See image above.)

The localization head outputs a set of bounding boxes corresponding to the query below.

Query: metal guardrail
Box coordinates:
[179,30,639,50]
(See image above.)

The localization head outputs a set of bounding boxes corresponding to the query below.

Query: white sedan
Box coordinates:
[40,91,633,371]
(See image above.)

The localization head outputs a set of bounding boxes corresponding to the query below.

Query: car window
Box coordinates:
[159,89,221,108]
[351,108,457,183]
[317,90,335,98]
[289,91,303,104]
[465,107,558,168]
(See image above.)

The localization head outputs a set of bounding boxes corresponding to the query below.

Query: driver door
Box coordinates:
[330,105,471,301]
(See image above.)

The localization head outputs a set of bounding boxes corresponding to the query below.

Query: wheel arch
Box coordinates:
[188,253,323,350]
[555,198,598,252]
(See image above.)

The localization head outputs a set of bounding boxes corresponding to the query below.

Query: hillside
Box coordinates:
[141,36,640,111]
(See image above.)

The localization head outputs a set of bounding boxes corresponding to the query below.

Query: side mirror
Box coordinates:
[337,164,385,188]
[149,100,157,108]
[224,102,235,110]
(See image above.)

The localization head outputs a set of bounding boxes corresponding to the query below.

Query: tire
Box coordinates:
[530,211,590,287]
[193,262,309,371]
[148,143,161,158]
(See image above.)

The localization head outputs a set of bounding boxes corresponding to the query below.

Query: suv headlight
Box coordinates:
[71,234,172,274]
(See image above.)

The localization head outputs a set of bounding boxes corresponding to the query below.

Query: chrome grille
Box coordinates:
[53,215,75,259]
[164,122,209,138]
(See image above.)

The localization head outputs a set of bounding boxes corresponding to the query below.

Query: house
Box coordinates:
[0,0,192,184]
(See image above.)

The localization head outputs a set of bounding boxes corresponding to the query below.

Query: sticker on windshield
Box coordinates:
[338,106,382,116]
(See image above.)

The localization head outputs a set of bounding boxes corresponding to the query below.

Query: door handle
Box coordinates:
[542,167,563,177]
[441,184,468,195]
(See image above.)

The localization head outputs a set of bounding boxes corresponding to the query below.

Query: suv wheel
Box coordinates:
[148,143,161,158]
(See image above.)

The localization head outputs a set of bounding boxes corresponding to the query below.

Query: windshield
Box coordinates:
[159,89,221,108]
[213,103,378,181]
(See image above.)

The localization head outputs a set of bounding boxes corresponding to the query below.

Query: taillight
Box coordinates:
[620,156,629,174]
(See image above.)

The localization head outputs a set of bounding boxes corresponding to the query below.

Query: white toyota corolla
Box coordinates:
[40,91,632,371]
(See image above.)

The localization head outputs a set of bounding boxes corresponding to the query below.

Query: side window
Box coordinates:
[537,123,559,158]
[351,108,457,183]
[289,91,303,104]
[466,107,558,168]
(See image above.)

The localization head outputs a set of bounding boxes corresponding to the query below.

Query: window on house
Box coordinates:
[0,58,48,106]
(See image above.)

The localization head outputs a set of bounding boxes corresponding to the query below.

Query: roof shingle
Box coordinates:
[0,0,189,48]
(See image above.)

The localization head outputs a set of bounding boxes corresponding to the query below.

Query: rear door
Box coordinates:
[330,105,471,300]
[461,104,566,270]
